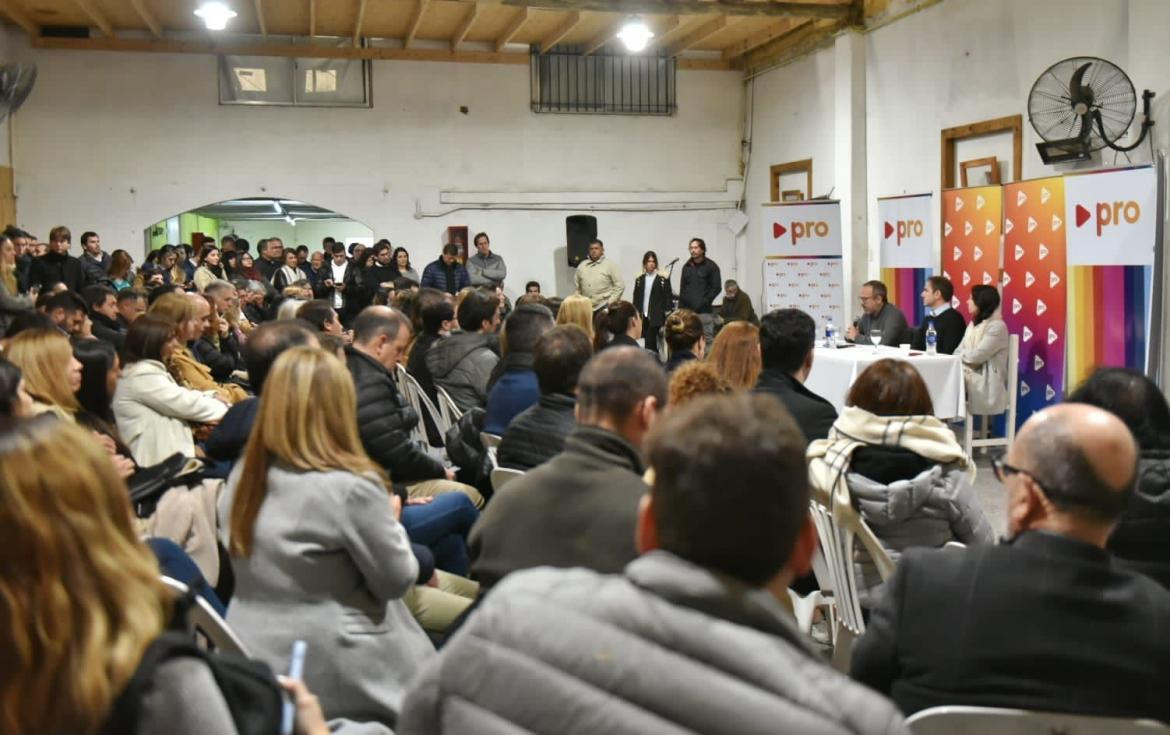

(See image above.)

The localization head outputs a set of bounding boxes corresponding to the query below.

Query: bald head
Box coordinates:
[1009,403,1137,526]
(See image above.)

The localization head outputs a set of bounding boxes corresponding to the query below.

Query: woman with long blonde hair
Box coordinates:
[0,234,32,334]
[708,321,762,390]
[556,293,595,340]
[5,328,82,420]
[223,346,434,728]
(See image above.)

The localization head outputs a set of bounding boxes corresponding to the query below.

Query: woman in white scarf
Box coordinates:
[955,284,1010,414]
[272,247,304,292]
[807,358,993,602]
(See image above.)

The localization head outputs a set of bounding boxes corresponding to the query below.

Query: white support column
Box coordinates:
[833,29,867,313]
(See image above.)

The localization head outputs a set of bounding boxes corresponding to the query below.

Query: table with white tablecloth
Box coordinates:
[804,345,967,419]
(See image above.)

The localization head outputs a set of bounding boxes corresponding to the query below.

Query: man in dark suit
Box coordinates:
[852,403,1170,723]
[911,275,966,353]
[28,225,86,293]
[631,251,673,357]
[753,308,837,444]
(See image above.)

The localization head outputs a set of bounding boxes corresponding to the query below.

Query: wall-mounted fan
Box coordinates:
[1027,56,1154,164]
[0,64,36,124]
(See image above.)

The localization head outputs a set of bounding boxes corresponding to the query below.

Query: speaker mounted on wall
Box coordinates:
[566,214,597,268]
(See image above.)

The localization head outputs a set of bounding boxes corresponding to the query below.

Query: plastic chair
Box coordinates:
[435,385,464,429]
[160,576,249,656]
[480,432,501,470]
[490,467,524,493]
[906,705,1170,734]
[808,498,894,671]
[964,334,1019,457]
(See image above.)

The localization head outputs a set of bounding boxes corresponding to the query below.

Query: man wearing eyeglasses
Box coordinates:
[844,280,908,347]
[852,402,1170,723]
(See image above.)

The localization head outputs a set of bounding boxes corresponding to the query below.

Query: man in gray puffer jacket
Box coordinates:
[425,288,501,411]
[400,393,909,735]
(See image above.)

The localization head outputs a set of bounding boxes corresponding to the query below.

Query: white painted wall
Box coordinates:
[9,41,743,300]
[743,0,1170,306]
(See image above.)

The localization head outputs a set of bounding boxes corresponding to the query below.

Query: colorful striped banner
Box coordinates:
[1067,264,1152,387]
[880,266,931,327]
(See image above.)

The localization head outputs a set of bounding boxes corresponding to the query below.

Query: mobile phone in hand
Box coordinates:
[280,640,307,735]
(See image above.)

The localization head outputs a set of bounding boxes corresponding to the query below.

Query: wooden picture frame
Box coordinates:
[960,156,1002,187]
[941,115,1022,190]
[781,189,805,202]
[770,159,813,202]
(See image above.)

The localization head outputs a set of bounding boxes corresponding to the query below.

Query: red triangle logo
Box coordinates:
[773,222,787,239]
[1075,204,1091,228]
[883,221,894,239]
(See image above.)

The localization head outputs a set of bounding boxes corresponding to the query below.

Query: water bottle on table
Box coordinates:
[925,320,938,355]
[824,317,836,348]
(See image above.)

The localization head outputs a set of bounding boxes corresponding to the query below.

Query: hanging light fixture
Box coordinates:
[194,1,238,31]
[617,17,654,53]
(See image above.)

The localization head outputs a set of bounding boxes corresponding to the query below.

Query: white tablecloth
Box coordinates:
[805,346,967,419]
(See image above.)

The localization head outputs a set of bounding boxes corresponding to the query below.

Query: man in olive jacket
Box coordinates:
[401,393,908,735]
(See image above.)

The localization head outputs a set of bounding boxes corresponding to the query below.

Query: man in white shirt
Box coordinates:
[314,242,353,320]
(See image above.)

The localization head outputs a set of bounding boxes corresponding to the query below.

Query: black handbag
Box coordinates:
[127,453,205,519]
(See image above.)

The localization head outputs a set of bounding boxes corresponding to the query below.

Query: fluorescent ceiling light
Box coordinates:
[194,2,237,31]
[617,18,653,53]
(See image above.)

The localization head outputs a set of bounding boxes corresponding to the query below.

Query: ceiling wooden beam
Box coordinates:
[538,10,580,53]
[252,0,267,36]
[0,0,40,36]
[128,0,162,38]
[722,17,804,59]
[74,0,114,38]
[451,2,478,50]
[741,17,844,72]
[489,0,851,19]
[30,34,734,68]
[581,17,624,56]
[308,0,316,37]
[665,14,725,57]
[354,0,369,44]
[642,15,680,52]
[494,7,528,52]
[404,0,429,48]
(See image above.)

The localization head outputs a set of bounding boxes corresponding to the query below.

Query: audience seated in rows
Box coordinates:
[425,288,501,412]
[222,346,434,731]
[852,402,1170,722]
[593,299,642,352]
[496,325,592,472]
[470,346,665,592]
[808,359,992,602]
[1068,367,1170,589]
[42,289,88,338]
[483,303,554,436]
[113,315,227,465]
[116,287,147,328]
[708,320,761,390]
[84,283,126,349]
[753,308,837,444]
[662,308,704,373]
[554,293,594,340]
[148,292,248,404]
[404,394,908,734]
[668,360,731,407]
[5,328,82,422]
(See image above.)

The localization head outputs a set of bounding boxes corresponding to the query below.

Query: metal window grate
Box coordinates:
[530,48,676,116]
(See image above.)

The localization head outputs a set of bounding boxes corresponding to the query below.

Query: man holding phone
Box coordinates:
[315,242,355,325]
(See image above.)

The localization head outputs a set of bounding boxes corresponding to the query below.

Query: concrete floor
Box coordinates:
[971,455,1009,539]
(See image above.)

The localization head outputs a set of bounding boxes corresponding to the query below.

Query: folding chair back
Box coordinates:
[160,576,249,656]
[435,385,464,428]
[491,467,525,493]
[480,432,501,470]
[906,705,1170,734]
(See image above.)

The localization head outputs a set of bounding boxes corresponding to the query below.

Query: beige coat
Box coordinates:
[574,256,625,309]
[956,315,1010,414]
[113,359,228,466]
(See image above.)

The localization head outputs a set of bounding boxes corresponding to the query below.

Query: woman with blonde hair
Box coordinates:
[0,233,32,334]
[5,328,82,421]
[708,321,762,390]
[223,346,434,728]
[149,292,247,404]
[556,293,595,340]
[0,415,332,735]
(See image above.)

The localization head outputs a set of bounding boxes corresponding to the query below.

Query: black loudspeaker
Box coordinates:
[566,215,597,268]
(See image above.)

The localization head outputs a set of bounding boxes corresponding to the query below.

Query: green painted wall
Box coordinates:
[147,213,220,251]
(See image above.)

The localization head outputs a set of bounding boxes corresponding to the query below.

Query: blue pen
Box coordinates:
[280,640,308,735]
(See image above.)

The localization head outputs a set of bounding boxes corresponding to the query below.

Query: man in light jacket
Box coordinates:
[466,231,507,288]
[401,391,908,734]
[574,239,624,310]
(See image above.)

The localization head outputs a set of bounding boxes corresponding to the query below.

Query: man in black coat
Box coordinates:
[314,242,358,324]
[852,403,1170,723]
[631,252,673,357]
[677,238,721,347]
[753,308,837,445]
[911,275,966,354]
[497,325,591,471]
[83,284,126,350]
[470,346,666,592]
[28,225,86,293]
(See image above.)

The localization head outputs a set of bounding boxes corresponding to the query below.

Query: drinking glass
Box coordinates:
[869,329,883,354]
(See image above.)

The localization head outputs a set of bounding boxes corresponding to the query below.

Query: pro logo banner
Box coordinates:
[1064,166,1156,266]
[762,201,845,329]
[878,193,934,268]
[941,186,1002,323]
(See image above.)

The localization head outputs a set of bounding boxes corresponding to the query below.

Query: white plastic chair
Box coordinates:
[964,334,1019,457]
[491,467,525,493]
[435,385,464,429]
[160,576,249,656]
[399,368,452,442]
[808,498,894,671]
[906,706,1170,734]
[480,432,501,470]
[396,365,430,448]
